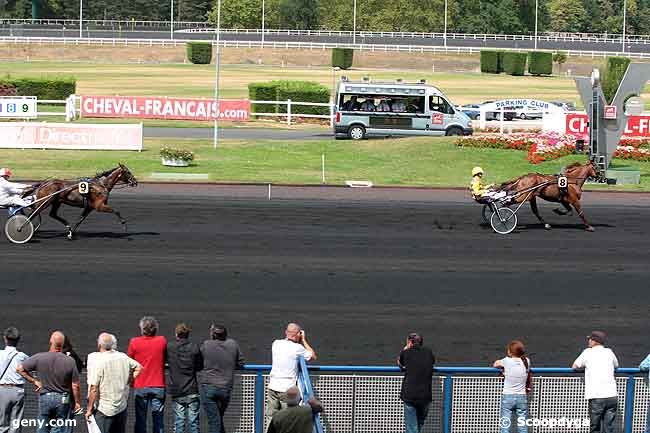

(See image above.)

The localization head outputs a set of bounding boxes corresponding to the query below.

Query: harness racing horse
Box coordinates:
[25,164,138,239]
[499,160,598,232]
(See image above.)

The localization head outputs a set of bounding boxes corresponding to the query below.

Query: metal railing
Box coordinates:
[15,365,650,433]
[3,36,650,59]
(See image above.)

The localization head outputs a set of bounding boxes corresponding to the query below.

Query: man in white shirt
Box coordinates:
[0,327,29,433]
[572,331,619,433]
[86,333,142,433]
[267,323,317,418]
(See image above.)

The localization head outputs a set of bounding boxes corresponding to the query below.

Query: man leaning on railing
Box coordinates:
[397,333,435,433]
[266,386,322,433]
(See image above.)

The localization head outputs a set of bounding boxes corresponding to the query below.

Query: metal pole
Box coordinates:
[170,0,174,40]
[79,0,83,38]
[443,0,448,47]
[352,0,357,45]
[261,0,265,45]
[534,0,538,50]
[213,0,222,150]
[622,0,627,53]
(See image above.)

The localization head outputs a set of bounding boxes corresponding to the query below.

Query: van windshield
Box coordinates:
[429,96,454,115]
[339,94,425,114]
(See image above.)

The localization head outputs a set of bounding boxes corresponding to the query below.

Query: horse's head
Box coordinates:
[118,163,138,187]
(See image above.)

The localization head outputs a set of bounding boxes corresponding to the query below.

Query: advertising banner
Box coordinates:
[0,122,143,151]
[565,113,650,138]
[81,96,250,121]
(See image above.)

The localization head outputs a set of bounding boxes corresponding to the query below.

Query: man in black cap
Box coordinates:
[397,333,435,433]
[572,331,619,433]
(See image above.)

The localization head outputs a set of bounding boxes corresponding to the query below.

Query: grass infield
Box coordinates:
[3,136,649,190]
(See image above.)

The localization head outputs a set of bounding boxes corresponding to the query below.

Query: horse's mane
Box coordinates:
[565,162,583,170]
[94,167,118,179]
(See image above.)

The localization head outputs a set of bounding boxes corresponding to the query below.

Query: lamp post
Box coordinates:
[79,0,83,38]
[352,0,357,45]
[261,0,265,45]
[170,0,174,40]
[534,0,539,50]
[332,67,340,98]
[213,0,222,149]
[443,0,448,47]
[622,0,627,53]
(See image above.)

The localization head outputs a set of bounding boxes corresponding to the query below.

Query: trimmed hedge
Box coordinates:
[248,80,330,117]
[603,56,631,103]
[480,50,500,74]
[332,48,354,70]
[186,42,212,64]
[0,77,76,99]
[503,52,527,76]
[528,51,553,75]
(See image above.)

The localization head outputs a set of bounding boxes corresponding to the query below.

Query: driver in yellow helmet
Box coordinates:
[470,166,495,201]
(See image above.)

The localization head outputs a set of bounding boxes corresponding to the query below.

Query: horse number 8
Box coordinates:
[558,176,568,188]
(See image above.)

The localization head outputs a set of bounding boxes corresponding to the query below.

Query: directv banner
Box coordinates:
[0,122,143,151]
[81,96,250,121]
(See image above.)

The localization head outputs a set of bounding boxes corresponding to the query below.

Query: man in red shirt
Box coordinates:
[127,316,167,433]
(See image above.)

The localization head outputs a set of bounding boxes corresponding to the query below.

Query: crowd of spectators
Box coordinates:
[0,323,647,433]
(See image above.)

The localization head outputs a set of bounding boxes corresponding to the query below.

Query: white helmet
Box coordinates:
[0,168,12,177]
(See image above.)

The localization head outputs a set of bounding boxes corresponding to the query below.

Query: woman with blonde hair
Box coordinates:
[493,340,531,433]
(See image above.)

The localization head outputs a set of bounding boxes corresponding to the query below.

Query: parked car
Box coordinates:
[460,104,481,120]
[550,101,577,112]
[481,101,515,121]
[514,106,543,120]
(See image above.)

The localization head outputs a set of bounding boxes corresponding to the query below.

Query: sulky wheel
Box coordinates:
[490,207,518,235]
[4,214,35,244]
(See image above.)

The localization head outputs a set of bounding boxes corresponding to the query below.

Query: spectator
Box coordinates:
[392,99,406,113]
[266,386,322,433]
[572,331,619,433]
[397,333,435,433]
[0,327,29,433]
[167,324,202,433]
[87,333,111,398]
[493,340,531,433]
[86,334,142,433]
[639,352,650,433]
[17,331,81,433]
[377,100,391,112]
[199,325,244,433]
[127,317,167,433]
[61,335,84,376]
[360,98,376,112]
[342,96,360,111]
[267,324,317,418]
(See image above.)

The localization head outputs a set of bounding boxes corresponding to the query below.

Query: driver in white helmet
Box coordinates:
[0,168,34,209]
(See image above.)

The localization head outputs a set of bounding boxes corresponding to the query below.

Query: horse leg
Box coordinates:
[49,201,73,238]
[571,200,594,232]
[96,202,128,231]
[530,197,551,230]
[70,207,93,238]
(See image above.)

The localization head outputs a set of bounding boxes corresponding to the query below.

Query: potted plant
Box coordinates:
[160,147,195,167]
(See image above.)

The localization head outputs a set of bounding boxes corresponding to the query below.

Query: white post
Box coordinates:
[534,0,538,50]
[287,99,292,125]
[79,0,83,38]
[499,107,504,134]
[321,154,326,183]
[622,0,627,53]
[352,0,357,45]
[268,183,271,200]
[213,0,222,149]
[329,97,334,128]
[261,0,265,45]
[171,0,174,40]
[443,0,448,47]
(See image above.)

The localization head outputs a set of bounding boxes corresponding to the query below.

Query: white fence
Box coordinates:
[2,36,650,59]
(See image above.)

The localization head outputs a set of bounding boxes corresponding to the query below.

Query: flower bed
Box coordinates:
[456,133,650,163]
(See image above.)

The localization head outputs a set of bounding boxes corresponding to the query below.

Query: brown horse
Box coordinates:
[24,164,138,239]
[498,160,598,231]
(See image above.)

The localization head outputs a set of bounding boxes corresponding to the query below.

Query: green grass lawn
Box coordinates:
[3,136,649,190]
[5,60,650,107]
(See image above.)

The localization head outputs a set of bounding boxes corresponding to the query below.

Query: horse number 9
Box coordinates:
[79,182,89,195]
[22,104,28,113]
[558,176,568,189]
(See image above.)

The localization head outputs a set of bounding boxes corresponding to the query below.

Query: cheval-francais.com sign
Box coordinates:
[81,96,251,122]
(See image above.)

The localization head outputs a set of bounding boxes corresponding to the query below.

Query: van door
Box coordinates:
[428,95,456,135]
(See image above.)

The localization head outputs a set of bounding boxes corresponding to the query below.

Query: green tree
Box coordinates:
[548,0,586,32]
[279,0,319,29]
[552,51,568,75]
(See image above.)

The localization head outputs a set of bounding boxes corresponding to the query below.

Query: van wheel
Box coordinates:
[445,126,463,136]
[348,125,366,140]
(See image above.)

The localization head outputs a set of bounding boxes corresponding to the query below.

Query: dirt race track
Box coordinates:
[1,185,649,368]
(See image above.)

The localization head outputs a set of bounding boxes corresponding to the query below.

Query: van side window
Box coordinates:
[429,96,454,115]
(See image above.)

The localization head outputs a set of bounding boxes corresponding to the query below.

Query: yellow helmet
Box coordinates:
[471,166,484,177]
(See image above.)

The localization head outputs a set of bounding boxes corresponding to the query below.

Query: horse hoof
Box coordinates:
[586,226,595,232]
[67,232,73,240]
[544,224,552,230]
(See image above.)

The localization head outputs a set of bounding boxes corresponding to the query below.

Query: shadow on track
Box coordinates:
[34,230,160,240]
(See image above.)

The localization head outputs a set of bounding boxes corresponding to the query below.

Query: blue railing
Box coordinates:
[241,364,648,433]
